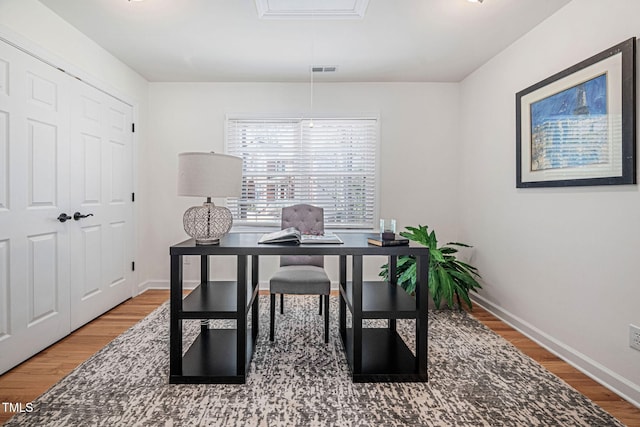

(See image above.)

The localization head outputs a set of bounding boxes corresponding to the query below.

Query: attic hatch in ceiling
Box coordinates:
[255,0,369,20]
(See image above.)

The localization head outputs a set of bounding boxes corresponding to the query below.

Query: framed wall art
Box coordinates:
[516,38,636,188]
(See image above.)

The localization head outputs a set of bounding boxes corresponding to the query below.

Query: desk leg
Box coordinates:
[236,255,247,379]
[339,255,347,343]
[200,254,209,280]
[416,254,429,380]
[388,255,397,332]
[352,255,363,376]
[170,254,183,378]
[200,255,209,333]
[251,255,259,342]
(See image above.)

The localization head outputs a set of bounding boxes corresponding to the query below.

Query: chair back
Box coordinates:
[280,204,324,267]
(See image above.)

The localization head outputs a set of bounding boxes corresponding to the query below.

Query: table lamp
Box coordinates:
[177,152,243,245]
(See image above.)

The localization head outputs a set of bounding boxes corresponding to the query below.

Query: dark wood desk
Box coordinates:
[169,232,429,384]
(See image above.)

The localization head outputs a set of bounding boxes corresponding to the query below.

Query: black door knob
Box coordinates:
[73,212,94,221]
[57,213,72,223]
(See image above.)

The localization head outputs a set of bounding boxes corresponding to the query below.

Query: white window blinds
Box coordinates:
[226,117,378,228]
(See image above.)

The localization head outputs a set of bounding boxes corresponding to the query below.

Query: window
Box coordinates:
[226,116,378,228]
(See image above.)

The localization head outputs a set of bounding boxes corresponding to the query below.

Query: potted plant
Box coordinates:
[380,225,482,310]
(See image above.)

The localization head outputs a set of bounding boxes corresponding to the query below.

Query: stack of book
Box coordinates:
[366,234,409,247]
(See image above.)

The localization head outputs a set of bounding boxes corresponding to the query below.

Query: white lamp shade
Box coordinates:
[177,152,243,198]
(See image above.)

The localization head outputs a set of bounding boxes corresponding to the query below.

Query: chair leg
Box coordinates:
[324,294,329,343]
[270,293,275,341]
[319,294,323,315]
[280,293,284,314]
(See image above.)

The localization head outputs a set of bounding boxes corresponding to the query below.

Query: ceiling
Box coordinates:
[37,0,571,83]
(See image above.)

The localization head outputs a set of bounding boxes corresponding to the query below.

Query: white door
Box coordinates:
[0,39,135,374]
[69,84,134,330]
[0,40,72,373]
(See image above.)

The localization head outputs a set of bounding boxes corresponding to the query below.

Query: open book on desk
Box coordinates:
[258,227,343,244]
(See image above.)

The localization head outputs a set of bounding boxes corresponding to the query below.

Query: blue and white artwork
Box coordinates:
[530,74,608,171]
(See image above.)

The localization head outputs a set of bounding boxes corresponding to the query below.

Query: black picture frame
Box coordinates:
[516,38,636,188]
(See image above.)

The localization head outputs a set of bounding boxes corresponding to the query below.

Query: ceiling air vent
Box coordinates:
[312,66,338,73]
[255,0,369,20]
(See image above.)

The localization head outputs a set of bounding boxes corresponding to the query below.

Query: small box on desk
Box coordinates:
[381,231,396,240]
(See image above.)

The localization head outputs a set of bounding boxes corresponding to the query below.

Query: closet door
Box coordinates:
[69,84,134,330]
[0,40,72,374]
[0,39,135,374]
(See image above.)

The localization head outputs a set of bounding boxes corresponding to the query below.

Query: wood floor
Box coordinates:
[0,289,638,426]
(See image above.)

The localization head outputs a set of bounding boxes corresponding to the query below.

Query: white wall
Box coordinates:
[143,82,460,286]
[0,0,149,294]
[459,0,640,406]
[0,0,147,100]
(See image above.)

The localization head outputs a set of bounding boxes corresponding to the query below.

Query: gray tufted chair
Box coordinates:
[269,204,331,343]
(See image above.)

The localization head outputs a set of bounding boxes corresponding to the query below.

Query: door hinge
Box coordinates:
[131,192,135,202]
[131,123,135,133]
[131,261,135,271]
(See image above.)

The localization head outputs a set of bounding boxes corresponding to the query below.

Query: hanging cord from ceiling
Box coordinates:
[308,0,315,128]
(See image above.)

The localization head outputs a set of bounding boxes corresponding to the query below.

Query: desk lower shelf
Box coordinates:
[340,281,418,319]
[341,328,426,382]
[181,281,257,319]
[170,329,254,384]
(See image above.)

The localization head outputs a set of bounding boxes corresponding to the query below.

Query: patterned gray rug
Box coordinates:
[6,295,622,426]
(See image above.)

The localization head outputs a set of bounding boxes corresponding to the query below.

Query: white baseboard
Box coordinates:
[472,294,640,409]
[136,280,153,295]
[137,279,200,292]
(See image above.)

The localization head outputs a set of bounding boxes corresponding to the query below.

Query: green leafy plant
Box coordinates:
[380,225,482,310]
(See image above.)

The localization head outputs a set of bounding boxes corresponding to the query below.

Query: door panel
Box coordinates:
[0,57,7,94]
[109,221,126,286]
[28,232,58,324]
[28,119,58,207]
[79,225,102,299]
[0,110,7,209]
[0,57,8,345]
[27,71,58,111]
[110,140,125,203]
[69,85,133,330]
[104,98,133,302]
[0,239,8,341]
[81,133,102,204]
[0,39,71,374]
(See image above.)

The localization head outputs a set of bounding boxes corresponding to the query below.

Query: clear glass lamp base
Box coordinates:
[183,202,233,245]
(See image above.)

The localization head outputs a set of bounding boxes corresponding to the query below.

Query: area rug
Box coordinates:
[5,296,622,426]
